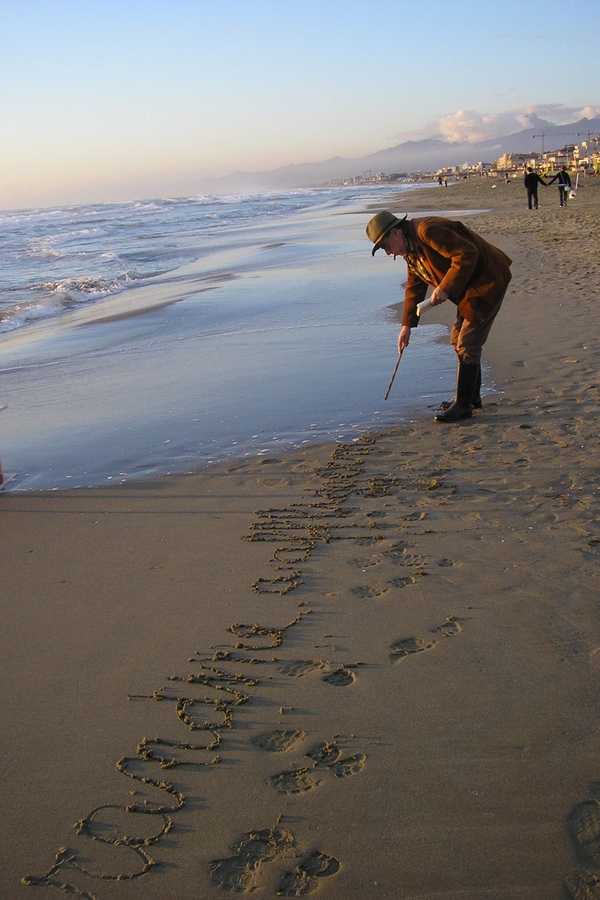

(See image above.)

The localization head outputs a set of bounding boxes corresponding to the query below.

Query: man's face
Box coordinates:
[382,227,406,258]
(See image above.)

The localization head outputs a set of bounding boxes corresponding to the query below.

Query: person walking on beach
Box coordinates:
[366,211,512,423]
[548,165,572,207]
[524,166,547,209]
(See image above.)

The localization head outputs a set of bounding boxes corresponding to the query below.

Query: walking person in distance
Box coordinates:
[548,165,573,207]
[524,166,547,209]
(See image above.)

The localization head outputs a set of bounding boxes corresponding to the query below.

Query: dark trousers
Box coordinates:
[450,291,506,365]
[527,188,539,209]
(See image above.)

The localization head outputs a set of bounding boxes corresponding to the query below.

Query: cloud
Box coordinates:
[399,104,600,145]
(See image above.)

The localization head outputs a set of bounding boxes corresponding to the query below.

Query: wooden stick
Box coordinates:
[384,349,403,400]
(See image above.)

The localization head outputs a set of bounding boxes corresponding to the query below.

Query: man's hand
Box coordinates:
[398,326,411,353]
[430,287,449,306]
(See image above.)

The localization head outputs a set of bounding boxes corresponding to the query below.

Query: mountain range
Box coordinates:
[196,117,600,194]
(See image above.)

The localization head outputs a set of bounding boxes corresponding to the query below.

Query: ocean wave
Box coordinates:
[0,295,82,333]
[0,276,125,333]
[42,275,124,295]
[0,183,403,336]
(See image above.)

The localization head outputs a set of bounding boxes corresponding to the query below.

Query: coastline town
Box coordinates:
[328,135,600,186]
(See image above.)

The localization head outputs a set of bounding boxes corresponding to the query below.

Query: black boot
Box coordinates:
[435,360,479,423]
[439,363,482,411]
[472,362,482,409]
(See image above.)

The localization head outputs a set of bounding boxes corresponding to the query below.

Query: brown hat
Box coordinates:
[366,211,407,256]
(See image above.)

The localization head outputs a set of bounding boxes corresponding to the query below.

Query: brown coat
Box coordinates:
[402,217,512,327]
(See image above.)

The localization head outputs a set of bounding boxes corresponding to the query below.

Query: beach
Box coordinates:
[2,175,600,899]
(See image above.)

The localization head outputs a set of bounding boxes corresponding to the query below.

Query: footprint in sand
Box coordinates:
[268,768,324,794]
[278,849,341,896]
[209,825,297,891]
[269,739,366,794]
[252,729,307,753]
[352,585,390,599]
[329,754,367,779]
[280,659,328,677]
[389,637,436,664]
[564,868,600,899]
[279,660,356,686]
[348,555,384,569]
[305,741,342,766]
[432,615,463,638]
[390,617,462,663]
[389,575,417,589]
[566,783,600,875]
[382,541,411,558]
[382,544,427,569]
[209,825,340,895]
[563,784,600,898]
[396,552,428,568]
[354,536,385,547]
[306,739,366,779]
[322,667,356,687]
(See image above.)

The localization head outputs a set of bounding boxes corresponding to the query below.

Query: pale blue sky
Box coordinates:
[1,0,599,209]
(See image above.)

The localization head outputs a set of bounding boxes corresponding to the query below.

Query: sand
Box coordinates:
[2,175,600,900]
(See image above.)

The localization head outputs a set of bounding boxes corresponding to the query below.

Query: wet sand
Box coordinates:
[2,175,600,899]
[0,197,452,491]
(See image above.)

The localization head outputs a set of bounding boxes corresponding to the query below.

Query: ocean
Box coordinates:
[0,184,457,491]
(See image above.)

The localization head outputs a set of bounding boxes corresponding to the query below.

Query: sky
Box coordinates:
[1,0,600,210]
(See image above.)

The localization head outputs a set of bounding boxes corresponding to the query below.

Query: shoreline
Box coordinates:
[2,177,600,898]
[1,188,454,493]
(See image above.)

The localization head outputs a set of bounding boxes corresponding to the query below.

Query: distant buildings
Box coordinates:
[492,142,600,178]
[325,136,600,187]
